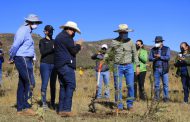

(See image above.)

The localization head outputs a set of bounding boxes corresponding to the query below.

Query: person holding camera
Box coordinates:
[174,42,190,103]
[149,36,170,102]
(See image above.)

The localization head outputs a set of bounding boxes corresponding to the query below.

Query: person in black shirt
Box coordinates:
[39,25,57,110]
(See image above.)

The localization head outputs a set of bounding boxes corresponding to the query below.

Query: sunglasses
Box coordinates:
[67,28,76,32]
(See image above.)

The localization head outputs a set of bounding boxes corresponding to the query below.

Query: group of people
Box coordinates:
[0,13,188,117]
[91,24,190,112]
[8,14,82,117]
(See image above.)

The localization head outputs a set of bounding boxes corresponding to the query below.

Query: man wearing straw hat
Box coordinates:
[54,21,83,117]
[9,14,42,116]
[106,24,140,112]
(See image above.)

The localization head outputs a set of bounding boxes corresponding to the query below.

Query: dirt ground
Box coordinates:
[0,69,189,122]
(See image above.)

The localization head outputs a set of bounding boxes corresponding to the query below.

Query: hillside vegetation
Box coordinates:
[0,33,177,70]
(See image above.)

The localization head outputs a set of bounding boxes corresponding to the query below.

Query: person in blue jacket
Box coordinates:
[149,36,170,102]
[9,14,42,116]
[54,21,83,117]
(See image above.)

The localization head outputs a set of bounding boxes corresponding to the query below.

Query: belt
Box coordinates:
[116,63,132,65]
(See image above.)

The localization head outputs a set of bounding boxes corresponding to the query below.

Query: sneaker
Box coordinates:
[23,109,36,116]
[58,111,76,117]
[42,103,48,110]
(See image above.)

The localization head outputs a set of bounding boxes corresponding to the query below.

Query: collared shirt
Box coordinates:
[109,38,140,65]
[9,25,35,60]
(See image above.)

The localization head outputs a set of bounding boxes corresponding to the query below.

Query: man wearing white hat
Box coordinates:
[54,21,83,117]
[9,14,42,116]
[91,44,110,100]
[106,24,140,112]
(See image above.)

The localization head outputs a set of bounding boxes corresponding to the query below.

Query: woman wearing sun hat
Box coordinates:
[54,21,83,117]
[9,14,42,116]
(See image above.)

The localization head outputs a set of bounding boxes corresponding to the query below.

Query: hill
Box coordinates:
[0,33,177,69]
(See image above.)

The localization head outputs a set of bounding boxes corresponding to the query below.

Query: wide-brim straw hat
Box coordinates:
[24,14,42,24]
[114,24,134,32]
[60,21,81,34]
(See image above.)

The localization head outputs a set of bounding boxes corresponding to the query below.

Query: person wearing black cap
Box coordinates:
[39,25,57,110]
[149,36,170,102]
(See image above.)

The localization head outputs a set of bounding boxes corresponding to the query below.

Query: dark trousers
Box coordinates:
[57,65,76,112]
[181,72,190,102]
[40,63,57,104]
[14,56,35,111]
[134,71,147,100]
[50,67,57,105]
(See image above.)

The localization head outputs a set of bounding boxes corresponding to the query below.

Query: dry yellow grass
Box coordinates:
[0,67,189,122]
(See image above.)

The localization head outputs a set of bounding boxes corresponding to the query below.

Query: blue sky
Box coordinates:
[0,0,190,51]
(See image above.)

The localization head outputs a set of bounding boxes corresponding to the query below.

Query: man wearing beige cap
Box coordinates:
[54,21,83,117]
[106,24,140,112]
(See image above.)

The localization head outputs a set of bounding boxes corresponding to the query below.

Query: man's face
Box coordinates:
[155,41,163,48]
[67,28,76,37]
[101,48,107,54]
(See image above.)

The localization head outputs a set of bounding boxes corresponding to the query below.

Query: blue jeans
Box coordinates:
[113,64,134,109]
[14,56,35,111]
[40,63,55,103]
[181,71,190,102]
[96,71,110,98]
[154,68,169,100]
[57,65,76,112]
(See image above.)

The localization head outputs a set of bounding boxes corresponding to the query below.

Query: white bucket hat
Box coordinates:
[101,44,108,49]
[24,14,42,24]
[114,24,133,32]
[60,21,81,34]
